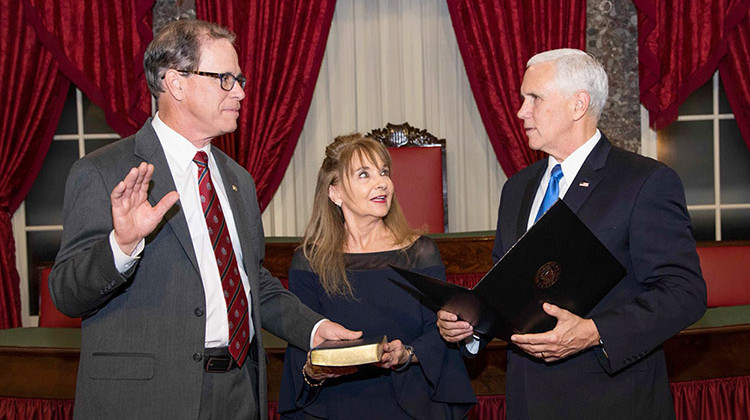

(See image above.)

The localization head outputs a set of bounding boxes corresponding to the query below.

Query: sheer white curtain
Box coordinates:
[262,0,506,236]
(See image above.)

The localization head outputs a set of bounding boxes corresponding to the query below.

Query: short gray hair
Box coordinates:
[527,48,609,120]
[144,19,236,99]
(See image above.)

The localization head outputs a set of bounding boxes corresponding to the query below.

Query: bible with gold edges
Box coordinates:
[310,335,388,367]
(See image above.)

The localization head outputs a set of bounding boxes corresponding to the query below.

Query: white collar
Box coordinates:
[545,129,601,182]
[151,113,211,171]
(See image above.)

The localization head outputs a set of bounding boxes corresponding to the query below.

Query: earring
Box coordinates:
[335,200,342,207]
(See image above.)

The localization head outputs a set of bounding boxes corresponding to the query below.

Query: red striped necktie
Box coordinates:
[193,151,250,366]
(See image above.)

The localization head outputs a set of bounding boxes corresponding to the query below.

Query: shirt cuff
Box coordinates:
[309,318,328,349]
[464,334,481,354]
[109,230,144,274]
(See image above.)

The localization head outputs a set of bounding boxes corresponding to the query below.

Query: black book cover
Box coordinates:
[390,200,626,341]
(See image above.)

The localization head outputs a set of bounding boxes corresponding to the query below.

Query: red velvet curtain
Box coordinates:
[447,0,586,177]
[2,378,749,420]
[461,378,750,419]
[671,376,750,420]
[196,0,337,211]
[635,0,750,148]
[0,397,74,420]
[21,0,155,137]
[720,11,750,149]
[469,395,506,420]
[0,0,69,329]
[448,272,485,289]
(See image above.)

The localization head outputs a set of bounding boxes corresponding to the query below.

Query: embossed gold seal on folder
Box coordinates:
[391,200,626,341]
[535,261,561,289]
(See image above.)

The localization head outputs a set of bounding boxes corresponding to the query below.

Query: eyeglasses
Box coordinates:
[175,70,247,91]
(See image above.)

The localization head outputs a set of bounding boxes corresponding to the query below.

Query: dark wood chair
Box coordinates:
[367,122,447,233]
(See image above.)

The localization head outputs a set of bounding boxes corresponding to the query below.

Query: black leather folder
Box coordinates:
[390,200,626,341]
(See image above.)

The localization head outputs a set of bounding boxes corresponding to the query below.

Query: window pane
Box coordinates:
[688,210,715,241]
[721,209,750,241]
[55,86,78,135]
[658,121,714,205]
[677,79,712,115]
[719,79,732,114]
[25,140,79,226]
[719,119,750,203]
[26,230,63,316]
[82,95,114,134]
[86,138,120,154]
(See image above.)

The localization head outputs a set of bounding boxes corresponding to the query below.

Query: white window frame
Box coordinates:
[641,71,748,241]
[12,88,120,327]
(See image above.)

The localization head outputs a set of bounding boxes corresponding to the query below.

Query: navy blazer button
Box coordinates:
[193,352,202,362]
[194,307,204,317]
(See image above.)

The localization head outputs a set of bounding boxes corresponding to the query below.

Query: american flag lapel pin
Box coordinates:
[579,181,590,188]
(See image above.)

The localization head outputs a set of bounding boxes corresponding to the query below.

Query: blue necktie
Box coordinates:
[534,164,563,222]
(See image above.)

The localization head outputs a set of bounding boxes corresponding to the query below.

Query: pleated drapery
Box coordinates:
[635,0,750,147]
[0,0,69,329]
[21,0,155,137]
[196,0,337,211]
[446,0,586,176]
[0,397,74,420]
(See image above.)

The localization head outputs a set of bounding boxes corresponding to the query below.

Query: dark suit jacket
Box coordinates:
[49,120,323,419]
[491,136,706,419]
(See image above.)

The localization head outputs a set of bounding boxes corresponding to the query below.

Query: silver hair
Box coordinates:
[527,48,609,120]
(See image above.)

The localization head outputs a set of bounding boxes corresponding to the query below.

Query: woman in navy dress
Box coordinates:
[278,133,475,419]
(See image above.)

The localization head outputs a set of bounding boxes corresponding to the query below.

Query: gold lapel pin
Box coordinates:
[232,185,238,191]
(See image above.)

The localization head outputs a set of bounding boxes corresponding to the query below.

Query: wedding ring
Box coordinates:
[541,351,545,358]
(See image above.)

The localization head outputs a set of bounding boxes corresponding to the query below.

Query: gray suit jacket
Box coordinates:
[49,120,323,419]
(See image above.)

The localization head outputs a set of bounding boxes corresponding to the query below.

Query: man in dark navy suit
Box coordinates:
[437,49,706,419]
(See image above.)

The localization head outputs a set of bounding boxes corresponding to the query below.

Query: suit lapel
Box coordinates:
[134,120,200,274]
[563,135,611,213]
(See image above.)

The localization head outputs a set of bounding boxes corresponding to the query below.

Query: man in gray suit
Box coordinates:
[49,19,360,419]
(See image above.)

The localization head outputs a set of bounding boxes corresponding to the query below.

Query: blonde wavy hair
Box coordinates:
[301,133,416,297]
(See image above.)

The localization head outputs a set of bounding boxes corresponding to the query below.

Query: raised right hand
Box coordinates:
[437,310,474,342]
[111,162,179,255]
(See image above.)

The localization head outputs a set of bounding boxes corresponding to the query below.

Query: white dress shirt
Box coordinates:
[110,113,254,348]
[525,130,602,230]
